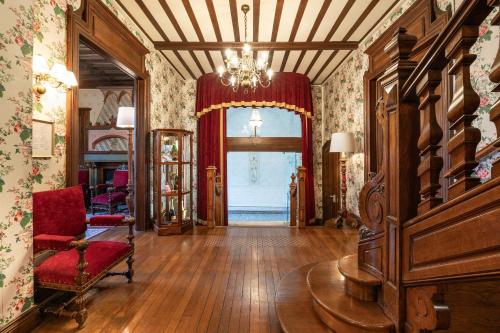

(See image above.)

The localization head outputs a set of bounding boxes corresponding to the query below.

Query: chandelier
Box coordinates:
[217,4,273,93]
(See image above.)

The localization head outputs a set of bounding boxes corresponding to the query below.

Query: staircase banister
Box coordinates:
[401,0,494,100]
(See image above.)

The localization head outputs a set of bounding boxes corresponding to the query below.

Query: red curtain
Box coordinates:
[196,72,315,225]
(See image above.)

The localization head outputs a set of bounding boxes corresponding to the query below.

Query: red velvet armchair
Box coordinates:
[33,186,134,328]
[90,169,128,214]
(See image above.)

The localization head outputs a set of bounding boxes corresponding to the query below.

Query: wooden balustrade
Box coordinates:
[215,174,223,226]
[297,167,306,229]
[289,173,297,227]
[489,0,500,178]
[206,166,217,228]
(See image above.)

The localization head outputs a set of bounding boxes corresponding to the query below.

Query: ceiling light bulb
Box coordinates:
[243,43,251,53]
[225,49,233,58]
[267,68,273,79]
[230,76,236,86]
[252,76,257,86]
[217,66,225,76]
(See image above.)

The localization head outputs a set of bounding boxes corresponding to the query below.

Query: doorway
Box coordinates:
[77,39,135,217]
[226,107,302,226]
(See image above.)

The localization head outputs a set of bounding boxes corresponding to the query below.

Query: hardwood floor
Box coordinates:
[33,226,358,333]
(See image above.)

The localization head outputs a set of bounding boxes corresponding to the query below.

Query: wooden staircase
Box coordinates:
[276,254,394,333]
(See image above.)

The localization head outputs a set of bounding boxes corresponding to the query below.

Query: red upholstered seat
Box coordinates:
[91,191,127,205]
[35,241,132,287]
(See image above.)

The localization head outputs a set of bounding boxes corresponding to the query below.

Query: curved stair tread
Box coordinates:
[338,254,381,286]
[275,263,333,333]
[307,260,393,331]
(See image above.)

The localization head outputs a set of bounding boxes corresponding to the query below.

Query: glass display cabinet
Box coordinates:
[152,129,193,235]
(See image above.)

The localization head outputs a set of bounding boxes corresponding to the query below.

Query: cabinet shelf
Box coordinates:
[152,128,194,236]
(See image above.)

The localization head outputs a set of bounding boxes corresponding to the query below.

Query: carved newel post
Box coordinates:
[289,173,297,227]
[297,167,306,228]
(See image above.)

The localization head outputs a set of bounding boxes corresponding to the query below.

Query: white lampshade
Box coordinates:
[249,109,263,128]
[50,63,68,83]
[33,55,49,74]
[330,132,355,153]
[65,70,78,87]
[117,107,135,128]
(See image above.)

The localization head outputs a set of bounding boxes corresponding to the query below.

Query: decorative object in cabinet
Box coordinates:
[152,129,193,235]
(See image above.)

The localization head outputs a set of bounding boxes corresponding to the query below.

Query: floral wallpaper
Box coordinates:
[311,85,323,218]
[0,0,196,327]
[321,0,499,215]
[0,0,35,326]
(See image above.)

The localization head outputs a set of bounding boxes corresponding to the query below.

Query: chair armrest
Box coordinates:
[87,215,126,226]
[106,186,116,193]
[34,234,76,253]
[70,239,89,286]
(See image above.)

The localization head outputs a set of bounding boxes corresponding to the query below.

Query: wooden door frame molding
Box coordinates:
[66,0,150,230]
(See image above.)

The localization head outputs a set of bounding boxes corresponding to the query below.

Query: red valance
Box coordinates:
[195,72,314,118]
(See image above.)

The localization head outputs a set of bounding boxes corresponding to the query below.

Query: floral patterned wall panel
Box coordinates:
[0,0,34,326]
[322,0,498,214]
[311,85,323,218]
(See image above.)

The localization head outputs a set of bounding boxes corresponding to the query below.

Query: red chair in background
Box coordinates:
[33,186,134,328]
[91,169,128,214]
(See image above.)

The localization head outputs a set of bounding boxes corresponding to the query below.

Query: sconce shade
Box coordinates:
[330,132,355,153]
[33,55,49,74]
[117,107,135,128]
[249,109,263,128]
[50,64,68,83]
[65,71,78,87]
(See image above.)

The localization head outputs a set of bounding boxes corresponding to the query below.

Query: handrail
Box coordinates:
[401,0,493,100]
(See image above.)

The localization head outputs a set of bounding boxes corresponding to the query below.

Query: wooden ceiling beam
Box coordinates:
[182,0,216,72]
[159,0,205,75]
[280,0,308,73]
[253,0,260,43]
[153,41,358,51]
[205,0,225,62]
[268,0,284,68]
[135,0,195,79]
[293,0,332,73]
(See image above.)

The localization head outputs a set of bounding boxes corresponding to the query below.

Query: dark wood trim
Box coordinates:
[308,0,356,82]
[293,0,332,73]
[205,0,225,61]
[0,306,41,333]
[182,0,216,72]
[226,137,302,152]
[229,0,241,43]
[134,0,195,79]
[159,0,205,75]
[66,0,150,230]
[280,0,308,73]
[268,0,284,67]
[153,41,359,51]
[253,0,260,42]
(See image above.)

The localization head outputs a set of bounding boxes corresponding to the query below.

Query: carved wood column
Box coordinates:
[290,173,297,227]
[489,0,500,178]
[215,174,223,226]
[416,70,443,214]
[379,27,419,330]
[297,167,306,228]
[206,166,216,228]
[444,26,482,199]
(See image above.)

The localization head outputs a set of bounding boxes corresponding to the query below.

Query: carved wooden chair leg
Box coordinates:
[126,255,134,283]
[73,293,88,328]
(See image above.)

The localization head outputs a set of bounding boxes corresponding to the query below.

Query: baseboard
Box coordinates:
[0,306,41,333]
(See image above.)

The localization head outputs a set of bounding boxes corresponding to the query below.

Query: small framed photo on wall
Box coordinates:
[32,118,54,158]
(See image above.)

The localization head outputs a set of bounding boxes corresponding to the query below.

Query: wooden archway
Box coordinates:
[66,0,150,230]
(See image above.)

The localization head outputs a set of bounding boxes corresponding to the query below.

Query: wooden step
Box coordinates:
[275,263,332,333]
[307,261,394,333]
[338,254,381,301]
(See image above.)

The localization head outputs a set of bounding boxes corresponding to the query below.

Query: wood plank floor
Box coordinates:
[33,226,358,333]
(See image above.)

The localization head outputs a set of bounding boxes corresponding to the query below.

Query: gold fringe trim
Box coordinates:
[196,101,312,118]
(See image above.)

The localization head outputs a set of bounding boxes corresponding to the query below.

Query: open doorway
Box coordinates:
[226,107,302,226]
[77,39,136,234]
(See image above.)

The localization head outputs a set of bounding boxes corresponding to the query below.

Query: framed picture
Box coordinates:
[32,118,54,158]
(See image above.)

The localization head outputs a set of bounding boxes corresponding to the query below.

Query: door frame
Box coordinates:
[66,0,150,230]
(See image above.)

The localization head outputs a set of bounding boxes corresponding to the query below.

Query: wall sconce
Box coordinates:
[33,55,78,97]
